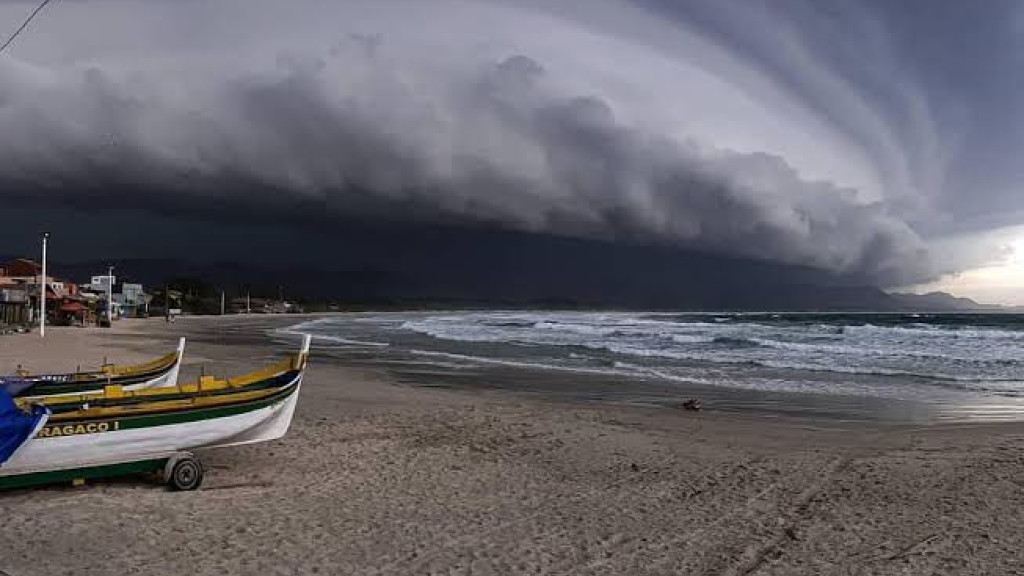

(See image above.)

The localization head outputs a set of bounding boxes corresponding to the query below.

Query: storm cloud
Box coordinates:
[1,0,1021,289]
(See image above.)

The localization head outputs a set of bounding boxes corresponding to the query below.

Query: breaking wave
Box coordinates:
[284,310,1024,404]
[398,311,1024,391]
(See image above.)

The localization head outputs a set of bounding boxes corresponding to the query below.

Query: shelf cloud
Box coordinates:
[2,0,1022,288]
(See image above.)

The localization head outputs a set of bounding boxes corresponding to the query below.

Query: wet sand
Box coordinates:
[2,316,1023,575]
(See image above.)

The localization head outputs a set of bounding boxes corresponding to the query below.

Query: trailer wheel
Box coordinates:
[165,453,203,491]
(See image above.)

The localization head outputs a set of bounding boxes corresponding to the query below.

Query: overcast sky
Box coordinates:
[1,0,1023,304]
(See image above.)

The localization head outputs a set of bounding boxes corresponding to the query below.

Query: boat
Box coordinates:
[0,335,311,491]
[6,338,186,399]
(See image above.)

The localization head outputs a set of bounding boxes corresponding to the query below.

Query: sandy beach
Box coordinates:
[2,315,1024,575]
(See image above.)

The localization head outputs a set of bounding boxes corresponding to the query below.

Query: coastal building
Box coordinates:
[80,274,151,320]
[0,259,59,287]
[1,262,142,326]
[0,286,29,325]
[88,275,115,292]
[1,258,42,279]
[78,277,117,323]
[113,283,150,318]
[0,258,67,327]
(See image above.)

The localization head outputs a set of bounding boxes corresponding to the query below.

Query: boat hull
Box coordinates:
[21,364,181,400]
[0,373,301,483]
[17,338,186,399]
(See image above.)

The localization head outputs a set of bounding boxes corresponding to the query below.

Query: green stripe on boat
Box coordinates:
[0,459,167,490]
[37,378,299,436]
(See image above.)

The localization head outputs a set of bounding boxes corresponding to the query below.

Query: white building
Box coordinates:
[113,283,148,318]
[89,275,116,292]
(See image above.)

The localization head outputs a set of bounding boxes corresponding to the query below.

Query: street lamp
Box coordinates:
[39,232,48,338]
[107,265,114,325]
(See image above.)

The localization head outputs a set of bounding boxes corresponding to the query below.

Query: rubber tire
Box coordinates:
[166,455,204,491]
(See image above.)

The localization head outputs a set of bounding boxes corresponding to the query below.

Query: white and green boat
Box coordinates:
[10,337,187,400]
[0,335,310,491]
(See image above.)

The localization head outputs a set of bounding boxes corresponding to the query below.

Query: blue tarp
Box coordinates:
[0,386,48,465]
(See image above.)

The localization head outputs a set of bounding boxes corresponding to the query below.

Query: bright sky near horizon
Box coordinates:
[911,233,1024,306]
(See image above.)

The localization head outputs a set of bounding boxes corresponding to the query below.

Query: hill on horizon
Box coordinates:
[2,230,1001,312]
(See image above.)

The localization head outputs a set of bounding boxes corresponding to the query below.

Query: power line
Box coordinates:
[0,0,55,57]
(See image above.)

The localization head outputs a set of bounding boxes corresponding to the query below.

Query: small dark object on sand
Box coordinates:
[680,399,702,411]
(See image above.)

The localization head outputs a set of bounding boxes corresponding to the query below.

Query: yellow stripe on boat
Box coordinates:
[103,349,180,376]
[15,352,304,422]
[22,340,183,382]
[45,386,287,422]
[22,357,296,406]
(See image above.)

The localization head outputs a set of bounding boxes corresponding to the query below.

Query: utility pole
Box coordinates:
[107,265,114,325]
[220,290,226,316]
[39,232,48,338]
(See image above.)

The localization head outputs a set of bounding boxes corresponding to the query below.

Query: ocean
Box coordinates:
[279,311,1024,423]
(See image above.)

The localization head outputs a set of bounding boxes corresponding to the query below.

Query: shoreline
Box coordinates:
[2,316,1023,574]
[274,311,1024,425]
[6,313,1022,429]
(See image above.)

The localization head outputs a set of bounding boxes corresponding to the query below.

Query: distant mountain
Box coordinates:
[1,230,1008,312]
[887,291,1001,312]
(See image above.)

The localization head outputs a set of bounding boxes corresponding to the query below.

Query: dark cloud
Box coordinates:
[1,0,1021,295]
[0,34,930,285]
